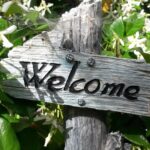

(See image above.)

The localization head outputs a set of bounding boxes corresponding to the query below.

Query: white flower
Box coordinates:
[2,0,28,12]
[144,18,150,33]
[2,1,13,12]
[0,25,17,48]
[18,4,28,11]
[22,0,31,8]
[122,0,140,16]
[44,133,52,147]
[18,0,32,11]
[139,10,146,17]
[34,0,53,16]
[127,32,147,51]
[134,50,145,61]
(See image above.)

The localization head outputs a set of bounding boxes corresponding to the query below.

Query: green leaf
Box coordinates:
[35,24,49,31]
[25,11,39,23]
[102,22,113,40]
[110,17,125,38]
[125,14,144,36]
[13,38,23,46]
[10,27,33,40]
[146,39,150,50]
[123,134,150,148]
[121,117,150,148]
[0,47,10,58]
[1,114,20,124]
[139,51,150,63]
[0,117,20,150]
[5,2,24,15]
[0,70,7,81]
[0,89,14,104]
[146,129,150,137]
[0,19,8,31]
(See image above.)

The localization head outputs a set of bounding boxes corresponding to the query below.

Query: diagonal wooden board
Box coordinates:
[1,30,150,117]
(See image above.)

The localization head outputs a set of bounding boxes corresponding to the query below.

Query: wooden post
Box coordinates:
[60,1,107,149]
[2,0,150,149]
[64,107,107,150]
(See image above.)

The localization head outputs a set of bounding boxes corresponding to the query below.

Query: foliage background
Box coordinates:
[0,0,150,150]
[102,0,150,150]
[0,0,68,150]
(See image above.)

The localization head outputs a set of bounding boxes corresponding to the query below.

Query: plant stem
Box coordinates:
[115,38,121,57]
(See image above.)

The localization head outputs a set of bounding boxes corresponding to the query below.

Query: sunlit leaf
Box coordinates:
[123,134,150,148]
[25,11,39,23]
[125,14,145,36]
[5,2,24,15]
[110,17,125,38]
[0,19,8,31]
[0,117,20,150]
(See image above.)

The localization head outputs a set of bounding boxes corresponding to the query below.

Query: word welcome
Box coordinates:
[20,61,140,100]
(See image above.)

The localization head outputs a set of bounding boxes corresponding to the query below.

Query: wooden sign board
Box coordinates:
[1,33,150,117]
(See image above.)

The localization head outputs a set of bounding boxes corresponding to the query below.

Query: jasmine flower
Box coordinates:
[0,25,17,48]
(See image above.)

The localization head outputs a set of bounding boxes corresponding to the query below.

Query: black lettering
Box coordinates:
[39,63,60,84]
[64,61,80,91]
[20,62,30,87]
[84,79,100,94]
[101,83,125,96]
[31,62,40,88]
[47,76,65,92]
[20,61,60,88]
[124,86,140,100]
[69,79,86,93]
[29,62,48,84]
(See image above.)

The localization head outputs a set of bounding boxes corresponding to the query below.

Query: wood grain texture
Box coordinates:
[0,0,109,149]
[0,0,134,149]
[64,107,107,150]
[1,46,150,116]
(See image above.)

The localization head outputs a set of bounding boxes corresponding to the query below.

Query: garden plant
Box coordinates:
[0,0,150,149]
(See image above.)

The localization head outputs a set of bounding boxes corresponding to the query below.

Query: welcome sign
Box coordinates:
[1,33,150,116]
[20,60,140,101]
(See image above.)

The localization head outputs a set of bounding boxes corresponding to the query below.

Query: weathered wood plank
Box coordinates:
[0,0,127,149]
[1,36,150,116]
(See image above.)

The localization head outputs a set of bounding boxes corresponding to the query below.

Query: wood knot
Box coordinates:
[62,39,74,51]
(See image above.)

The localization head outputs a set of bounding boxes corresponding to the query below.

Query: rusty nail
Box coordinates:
[87,58,95,67]
[66,54,74,63]
[78,99,86,106]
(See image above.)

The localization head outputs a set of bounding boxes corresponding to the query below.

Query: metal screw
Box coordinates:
[78,99,86,106]
[87,58,95,67]
[66,54,74,63]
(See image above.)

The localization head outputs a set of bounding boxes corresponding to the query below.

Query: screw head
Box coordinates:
[66,54,74,63]
[78,99,86,106]
[87,58,95,67]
